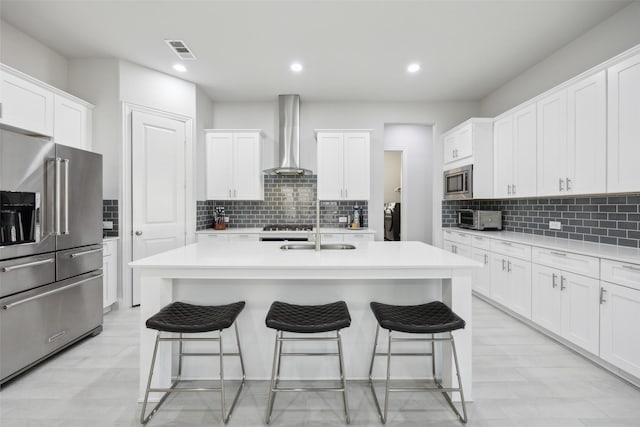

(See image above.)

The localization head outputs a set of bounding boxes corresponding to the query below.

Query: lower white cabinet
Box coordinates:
[471,247,491,297]
[228,233,260,242]
[102,240,118,310]
[532,264,599,353]
[443,240,471,258]
[490,254,531,318]
[600,281,640,378]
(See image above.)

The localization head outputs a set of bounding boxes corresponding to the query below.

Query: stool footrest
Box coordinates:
[272,387,345,392]
[373,352,433,356]
[179,352,240,357]
[280,352,340,356]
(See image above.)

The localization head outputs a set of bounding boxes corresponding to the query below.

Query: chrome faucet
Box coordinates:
[315,199,321,251]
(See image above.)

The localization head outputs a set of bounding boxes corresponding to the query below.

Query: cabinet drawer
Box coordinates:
[490,239,531,261]
[601,260,640,291]
[56,245,103,282]
[197,234,229,242]
[470,234,492,250]
[343,233,374,243]
[532,247,599,279]
[229,233,259,242]
[319,234,343,243]
[102,241,114,256]
[442,229,471,246]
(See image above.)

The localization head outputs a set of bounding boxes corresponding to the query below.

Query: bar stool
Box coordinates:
[140,301,246,425]
[368,301,467,424]
[265,300,351,424]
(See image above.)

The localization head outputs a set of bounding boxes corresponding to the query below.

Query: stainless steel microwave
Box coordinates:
[443,165,472,200]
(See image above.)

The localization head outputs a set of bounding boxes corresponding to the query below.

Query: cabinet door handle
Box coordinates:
[622,264,640,272]
[233,189,237,197]
[507,261,512,272]
[228,189,232,198]
[484,254,488,265]
[345,188,348,198]
[552,273,558,288]
[501,241,512,246]
[560,275,566,291]
[453,245,457,254]
[599,287,607,304]
[507,184,511,195]
[512,184,516,195]
[502,259,506,271]
[550,251,567,257]
[559,178,564,191]
[566,177,572,191]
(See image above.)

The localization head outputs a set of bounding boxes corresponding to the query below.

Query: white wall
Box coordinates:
[384,125,433,242]
[480,1,640,116]
[68,59,121,198]
[0,19,68,90]
[383,151,402,204]
[212,100,480,242]
[196,87,214,200]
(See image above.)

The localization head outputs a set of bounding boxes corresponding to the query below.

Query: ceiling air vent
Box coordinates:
[164,39,197,60]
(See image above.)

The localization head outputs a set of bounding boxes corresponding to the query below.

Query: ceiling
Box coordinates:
[0,0,632,102]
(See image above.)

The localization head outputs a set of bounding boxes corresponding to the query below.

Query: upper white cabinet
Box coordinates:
[0,64,93,149]
[54,95,92,150]
[0,67,54,136]
[205,130,263,200]
[607,52,640,193]
[537,71,606,196]
[494,104,536,198]
[442,119,494,198]
[316,130,370,201]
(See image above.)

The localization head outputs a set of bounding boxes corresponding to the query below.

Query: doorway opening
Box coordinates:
[383,151,402,241]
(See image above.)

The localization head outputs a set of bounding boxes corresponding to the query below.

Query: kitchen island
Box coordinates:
[130,240,481,402]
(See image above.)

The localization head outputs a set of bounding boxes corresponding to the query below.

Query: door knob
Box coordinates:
[135,231,143,236]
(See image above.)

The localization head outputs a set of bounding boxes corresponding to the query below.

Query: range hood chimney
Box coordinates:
[264,94,311,175]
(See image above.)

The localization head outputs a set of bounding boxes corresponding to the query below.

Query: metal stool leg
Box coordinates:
[265,330,282,424]
[337,329,351,424]
[140,332,179,425]
[440,332,468,423]
[219,329,227,424]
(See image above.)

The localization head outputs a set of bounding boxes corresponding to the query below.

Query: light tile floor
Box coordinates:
[1,298,639,426]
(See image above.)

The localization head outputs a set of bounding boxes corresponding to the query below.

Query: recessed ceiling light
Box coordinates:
[173,63,187,73]
[407,63,421,73]
[290,62,303,73]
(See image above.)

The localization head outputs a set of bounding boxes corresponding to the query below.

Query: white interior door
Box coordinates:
[131,111,186,305]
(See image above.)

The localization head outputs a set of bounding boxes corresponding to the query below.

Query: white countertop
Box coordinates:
[445,227,640,264]
[130,240,480,275]
[196,227,375,234]
[102,236,119,243]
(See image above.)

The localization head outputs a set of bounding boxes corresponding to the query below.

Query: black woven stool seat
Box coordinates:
[265,301,351,333]
[370,301,465,334]
[145,301,245,333]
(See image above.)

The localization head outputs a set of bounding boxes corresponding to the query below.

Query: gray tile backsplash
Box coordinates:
[103,199,119,237]
[442,194,640,248]
[196,175,368,230]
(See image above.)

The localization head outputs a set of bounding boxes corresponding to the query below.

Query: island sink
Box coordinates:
[280,243,356,250]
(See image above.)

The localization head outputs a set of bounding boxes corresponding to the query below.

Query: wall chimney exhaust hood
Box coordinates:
[264,94,312,175]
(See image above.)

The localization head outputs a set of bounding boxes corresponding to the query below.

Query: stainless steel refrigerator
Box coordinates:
[0,128,103,385]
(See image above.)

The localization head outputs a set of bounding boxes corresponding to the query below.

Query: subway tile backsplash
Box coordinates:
[103,199,119,237]
[442,194,640,248]
[196,175,368,230]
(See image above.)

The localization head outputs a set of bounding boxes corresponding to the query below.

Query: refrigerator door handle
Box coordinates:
[2,274,103,310]
[53,157,62,235]
[61,159,70,235]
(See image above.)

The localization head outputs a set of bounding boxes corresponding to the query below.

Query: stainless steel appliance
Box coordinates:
[0,128,103,386]
[384,203,401,241]
[443,165,473,200]
[259,224,312,242]
[458,209,502,230]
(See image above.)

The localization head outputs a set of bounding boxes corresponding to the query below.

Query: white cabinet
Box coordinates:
[443,124,472,164]
[600,281,640,378]
[442,119,494,198]
[532,264,599,353]
[54,94,92,150]
[0,66,54,136]
[102,239,118,310]
[536,71,606,196]
[493,104,536,198]
[316,131,370,200]
[196,233,229,243]
[607,52,640,193]
[471,247,491,297]
[443,239,471,259]
[490,253,531,318]
[342,232,374,244]
[205,130,263,200]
